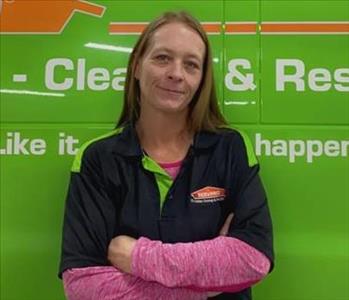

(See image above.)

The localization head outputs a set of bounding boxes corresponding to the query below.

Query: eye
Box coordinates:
[154,54,170,63]
[185,61,200,70]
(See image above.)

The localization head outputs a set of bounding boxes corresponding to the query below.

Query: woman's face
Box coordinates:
[135,22,205,115]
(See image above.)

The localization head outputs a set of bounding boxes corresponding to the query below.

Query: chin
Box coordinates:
[156,104,188,115]
[161,101,190,113]
[162,97,191,110]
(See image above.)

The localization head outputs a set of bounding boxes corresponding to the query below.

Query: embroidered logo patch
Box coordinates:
[191,186,226,203]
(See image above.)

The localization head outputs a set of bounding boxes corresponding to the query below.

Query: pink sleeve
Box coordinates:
[62,266,208,300]
[131,236,271,293]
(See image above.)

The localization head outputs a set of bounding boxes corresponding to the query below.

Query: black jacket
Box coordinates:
[59,123,274,299]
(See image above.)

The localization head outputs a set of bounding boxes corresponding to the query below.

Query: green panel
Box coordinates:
[262,0,349,21]
[0,1,129,123]
[223,1,260,123]
[260,1,349,125]
[0,0,223,123]
[235,125,349,300]
[0,125,114,300]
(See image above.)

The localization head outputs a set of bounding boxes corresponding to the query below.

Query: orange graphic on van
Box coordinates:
[0,0,105,34]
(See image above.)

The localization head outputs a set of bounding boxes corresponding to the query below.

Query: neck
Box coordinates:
[135,109,193,162]
[136,109,191,146]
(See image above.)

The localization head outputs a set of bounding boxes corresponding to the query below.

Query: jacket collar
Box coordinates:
[193,130,220,150]
[112,123,220,157]
[112,123,143,157]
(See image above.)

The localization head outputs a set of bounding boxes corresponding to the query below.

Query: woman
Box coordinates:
[59,11,274,300]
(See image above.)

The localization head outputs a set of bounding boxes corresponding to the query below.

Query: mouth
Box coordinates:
[157,86,185,95]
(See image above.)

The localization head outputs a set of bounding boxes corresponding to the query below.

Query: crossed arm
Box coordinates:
[63,214,271,300]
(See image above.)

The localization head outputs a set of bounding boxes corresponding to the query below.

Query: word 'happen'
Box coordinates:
[255,133,349,163]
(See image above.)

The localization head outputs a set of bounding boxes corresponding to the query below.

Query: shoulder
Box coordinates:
[71,127,124,173]
[215,126,258,168]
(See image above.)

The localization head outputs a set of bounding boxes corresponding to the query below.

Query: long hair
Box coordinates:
[116,11,227,132]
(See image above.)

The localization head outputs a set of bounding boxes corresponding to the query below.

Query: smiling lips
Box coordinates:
[158,86,185,95]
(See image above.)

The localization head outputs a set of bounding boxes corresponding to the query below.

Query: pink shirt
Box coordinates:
[158,160,183,179]
[63,237,270,300]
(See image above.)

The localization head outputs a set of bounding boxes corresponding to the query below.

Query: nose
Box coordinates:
[167,60,184,82]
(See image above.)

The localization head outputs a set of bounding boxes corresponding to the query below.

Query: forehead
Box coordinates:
[146,22,206,60]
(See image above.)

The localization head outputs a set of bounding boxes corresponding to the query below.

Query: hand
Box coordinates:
[219,212,234,236]
[207,213,234,298]
[108,235,137,274]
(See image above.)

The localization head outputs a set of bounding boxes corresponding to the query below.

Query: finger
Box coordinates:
[219,213,234,236]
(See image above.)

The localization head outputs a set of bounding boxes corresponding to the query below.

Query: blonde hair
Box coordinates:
[116,11,227,132]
